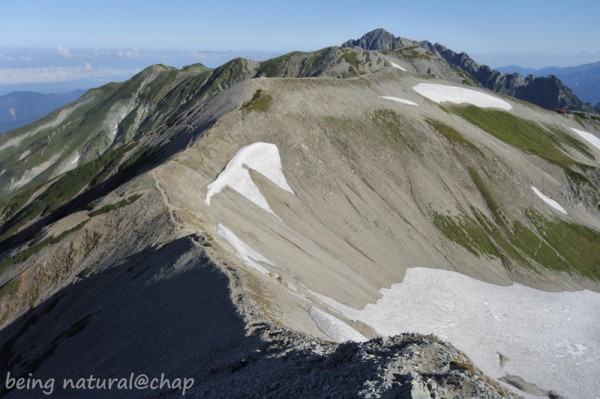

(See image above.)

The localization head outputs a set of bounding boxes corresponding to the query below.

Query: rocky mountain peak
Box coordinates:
[344,29,596,113]
[342,28,417,51]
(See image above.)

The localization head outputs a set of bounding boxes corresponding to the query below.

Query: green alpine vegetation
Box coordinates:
[0,220,88,277]
[0,142,134,242]
[432,166,600,280]
[88,194,142,217]
[451,106,582,169]
[242,89,272,112]
[426,118,479,152]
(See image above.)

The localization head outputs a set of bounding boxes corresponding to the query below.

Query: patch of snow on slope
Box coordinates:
[531,186,567,214]
[413,83,512,110]
[314,267,600,399]
[205,142,294,215]
[390,61,407,71]
[309,307,367,343]
[381,96,419,106]
[70,153,80,165]
[570,127,600,151]
[217,223,276,275]
[18,150,31,161]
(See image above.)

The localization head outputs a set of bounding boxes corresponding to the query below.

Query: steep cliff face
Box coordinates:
[1,34,600,398]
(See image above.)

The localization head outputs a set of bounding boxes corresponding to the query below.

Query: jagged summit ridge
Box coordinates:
[343,28,597,112]
[341,28,417,51]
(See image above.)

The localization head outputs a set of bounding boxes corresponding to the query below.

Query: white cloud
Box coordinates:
[0,65,138,85]
[0,52,15,61]
[188,51,209,60]
[57,46,72,58]
[115,48,141,59]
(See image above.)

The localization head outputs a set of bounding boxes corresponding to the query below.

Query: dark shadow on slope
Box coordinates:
[0,236,261,398]
[0,233,379,399]
[0,234,515,398]
[0,235,386,399]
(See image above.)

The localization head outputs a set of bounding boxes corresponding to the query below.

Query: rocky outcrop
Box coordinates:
[189,333,520,399]
[342,28,416,52]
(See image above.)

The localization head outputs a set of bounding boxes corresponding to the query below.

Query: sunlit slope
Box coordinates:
[187,74,600,297]
[174,73,600,397]
[0,64,215,199]
[0,46,599,398]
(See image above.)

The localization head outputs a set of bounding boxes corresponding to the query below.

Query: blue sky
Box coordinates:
[1,0,599,93]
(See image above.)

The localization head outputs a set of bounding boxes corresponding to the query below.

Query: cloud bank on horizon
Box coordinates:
[1,0,599,94]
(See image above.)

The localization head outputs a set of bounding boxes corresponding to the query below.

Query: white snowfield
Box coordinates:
[390,61,407,71]
[205,142,294,215]
[314,267,600,399]
[381,96,419,106]
[570,127,600,151]
[413,83,512,110]
[309,307,367,343]
[216,223,276,275]
[531,186,567,214]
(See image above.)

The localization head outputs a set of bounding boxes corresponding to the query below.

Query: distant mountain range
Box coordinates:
[0,90,85,134]
[498,61,600,110]
[343,29,597,113]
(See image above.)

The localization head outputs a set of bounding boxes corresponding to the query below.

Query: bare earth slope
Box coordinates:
[1,40,600,398]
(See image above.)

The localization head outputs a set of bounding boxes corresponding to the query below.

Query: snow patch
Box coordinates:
[381,96,419,106]
[413,83,512,110]
[570,127,600,151]
[390,61,407,71]
[531,186,567,214]
[205,142,294,215]
[309,307,367,343]
[70,153,80,165]
[18,150,31,161]
[314,267,600,399]
[216,223,276,275]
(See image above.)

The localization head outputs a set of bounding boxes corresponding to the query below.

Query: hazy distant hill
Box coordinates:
[499,61,600,106]
[0,90,85,134]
